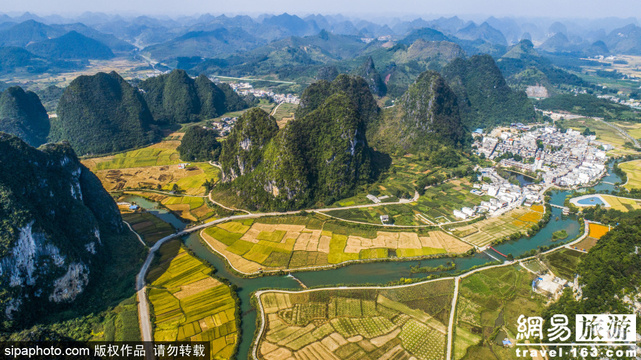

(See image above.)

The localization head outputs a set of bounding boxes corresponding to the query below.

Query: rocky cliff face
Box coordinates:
[0,133,122,321]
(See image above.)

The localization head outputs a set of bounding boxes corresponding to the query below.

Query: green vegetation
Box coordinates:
[139,69,247,124]
[620,160,641,189]
[0,86,49,147]
[442,54,535,128]
[50,71,160,155]
[352,56,386,97]
[177,126,221,161]
[147,240,239,359]
[369,70,464,153]
[218,75,374,211]
[538,93,641,122]
[542,248,584,280]
[257,279,453,360]
[454,265,546,360]
[551,229,568,241]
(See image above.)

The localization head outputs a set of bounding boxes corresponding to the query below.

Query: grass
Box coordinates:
[147,240,238,359]
[620,160,641,190]
[201,214,471,273]
[122,212,174,245]
[454,265,546,359]
[257,279,453,360]
[542,248,585,280]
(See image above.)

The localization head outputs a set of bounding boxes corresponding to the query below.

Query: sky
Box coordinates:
[4,0,641,19]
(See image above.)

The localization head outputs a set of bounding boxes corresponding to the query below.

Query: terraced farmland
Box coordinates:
[256,279,454,360]
[147,240,238,359]
[449,206,543,247]
[200,214,472,274]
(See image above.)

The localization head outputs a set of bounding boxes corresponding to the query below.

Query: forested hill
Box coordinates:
[441,54,535,129]
[50,71,160,155]
[138,69,248,124]
[368,70,465,153]
[0,86,49,147]
[0,133,123,326]
[219,75,374,210]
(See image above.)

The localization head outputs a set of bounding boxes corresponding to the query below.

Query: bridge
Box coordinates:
[550,204,570,212]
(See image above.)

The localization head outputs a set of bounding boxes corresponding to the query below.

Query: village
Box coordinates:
[474,124,608,188]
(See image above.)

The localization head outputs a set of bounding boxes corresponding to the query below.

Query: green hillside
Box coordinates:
[0,86,49,146]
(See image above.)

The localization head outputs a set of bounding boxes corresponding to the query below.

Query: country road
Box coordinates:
[594,117,640,148]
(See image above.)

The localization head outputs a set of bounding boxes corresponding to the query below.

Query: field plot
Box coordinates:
[161,196,212,222]
[256,279,453,360]
[94,162,219,196]
[573,223,611,252]
[449,206,543,247]
[147,240,238,359]
[613,121,641,140]
[201,214,472,274]
[122,212,174,245]
[601,195,641,212]
[542,248,585,280]
[559,118,636,156]
[327,179,490,225]
[454,265,546,360]
[272,103,297,128]
[620,160,641,190]
[82,138,182,171]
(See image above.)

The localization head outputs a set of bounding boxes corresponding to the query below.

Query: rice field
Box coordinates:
[453,265,546,359]
[82,139,182,171]
[542,248,585,280]
[147,240,238,359]
[161,195,213,222]
[122,212,174,245]
[257,279,453,360]
[449,207,543,247]
[619,160,641,190]
[601,195,641,212]
[200,215,472,274]
[560,118,636,156]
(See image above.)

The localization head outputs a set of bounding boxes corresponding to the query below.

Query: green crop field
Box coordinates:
[201,214,471,273]
[85,140,181,171]
[122,212,174,245]
[453,265,546,359]
[256,279,453,360]
[147,240,238,359]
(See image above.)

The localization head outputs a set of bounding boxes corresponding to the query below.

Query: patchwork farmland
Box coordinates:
[449,206,544,247]
[200,214,472,274]
[256,279,454,360]
[147,240,238,359]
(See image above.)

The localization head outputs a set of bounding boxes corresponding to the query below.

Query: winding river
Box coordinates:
[123,161,622,359]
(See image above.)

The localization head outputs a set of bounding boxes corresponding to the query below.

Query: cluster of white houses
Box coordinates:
[474,125,607,189]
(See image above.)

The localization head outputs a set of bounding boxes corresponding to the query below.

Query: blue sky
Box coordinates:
[4,0,640,19]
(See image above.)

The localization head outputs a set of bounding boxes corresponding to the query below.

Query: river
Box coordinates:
[124,162,622,359]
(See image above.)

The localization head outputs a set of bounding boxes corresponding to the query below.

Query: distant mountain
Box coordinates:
[497,40,588,90]
[0,133,124,323]
[455,22,508,46]
[442,54,535,128]
[368,70,464,152]
[262,13,319,37]
[539,32,572,53]
[143,27,265,61]
[0,87,49,147]
[400,28,451,45]
[138,69,247,123]
[26,31,114,60]
[219,75,375,210]
[605,24,641,55]
[0,46,79,75]
[50,71,160,155]
[352,56,386,97]
[484,17,522,45]
[0,20,133,53]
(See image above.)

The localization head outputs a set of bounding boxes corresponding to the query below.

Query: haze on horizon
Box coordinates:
[4,0,641,20]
